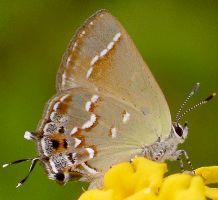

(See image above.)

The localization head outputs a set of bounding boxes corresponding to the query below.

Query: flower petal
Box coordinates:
[159,174,206,200]
[104,157,167,199]
[78,189,114,200]
[78,157,218,200]
[104,162,135,199]
[195,166,218,184]
[132,157,167,193]
[205,186,218,200]
[124,187,159,200]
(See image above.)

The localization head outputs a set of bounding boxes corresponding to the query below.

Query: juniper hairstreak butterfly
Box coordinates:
[3,9,216,189]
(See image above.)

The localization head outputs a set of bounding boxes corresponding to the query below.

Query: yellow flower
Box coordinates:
[79,157,218,200]
[195,166,218,200]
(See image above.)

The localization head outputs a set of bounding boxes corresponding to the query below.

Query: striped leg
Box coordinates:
[177,156,184,172]
[176,150,193,172]
[182,150,193,171]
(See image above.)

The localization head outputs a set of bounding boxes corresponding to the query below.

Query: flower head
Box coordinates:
[79,157,218,200]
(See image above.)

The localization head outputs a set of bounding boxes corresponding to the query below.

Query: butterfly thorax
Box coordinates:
[141,123,188,162]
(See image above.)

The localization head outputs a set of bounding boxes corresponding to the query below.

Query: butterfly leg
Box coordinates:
[181,150,193,171]
[174,150,193,172]
[177,156,185,172]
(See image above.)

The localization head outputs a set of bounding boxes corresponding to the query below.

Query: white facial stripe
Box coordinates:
[82,114,97,129]
[86,148,95,159]
[123,111,130,124]
[74,138,81,148]
[111,127,117,138]
[85,101,92,111]
[81,163,98,174]
[70,127,78,135]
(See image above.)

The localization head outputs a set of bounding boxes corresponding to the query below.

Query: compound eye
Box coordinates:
[55,172,65,182]
[175,126,183,137]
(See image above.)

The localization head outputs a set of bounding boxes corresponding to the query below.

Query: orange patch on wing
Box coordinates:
[48,133,68,153]
[58,95,72,115]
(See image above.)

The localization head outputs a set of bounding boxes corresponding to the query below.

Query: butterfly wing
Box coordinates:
[53,10,171,184]
[37,87,167,187]
[57,9,171,137]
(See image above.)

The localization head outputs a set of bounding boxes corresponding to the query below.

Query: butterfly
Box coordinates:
[3,9,215,189]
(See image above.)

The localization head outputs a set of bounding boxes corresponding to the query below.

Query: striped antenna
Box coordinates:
[2,159,32,168]
[176,83,200,124]
[176,92,216,123]
[16,158,39,188]
[2,157,39,188]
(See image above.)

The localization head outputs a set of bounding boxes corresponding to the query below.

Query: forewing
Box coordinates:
[56,10,171,141]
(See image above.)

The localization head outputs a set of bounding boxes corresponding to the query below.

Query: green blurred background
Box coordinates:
[0,0,217,199]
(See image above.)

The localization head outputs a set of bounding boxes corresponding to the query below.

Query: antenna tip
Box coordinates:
[24,131,34,140]
[2,163,9,168]
[193,82,200,93]
[205,92,216,101]
[16,182,22,188]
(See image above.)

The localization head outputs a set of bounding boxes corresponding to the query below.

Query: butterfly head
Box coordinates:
[172,122,188,143]
[171,83,216,143]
